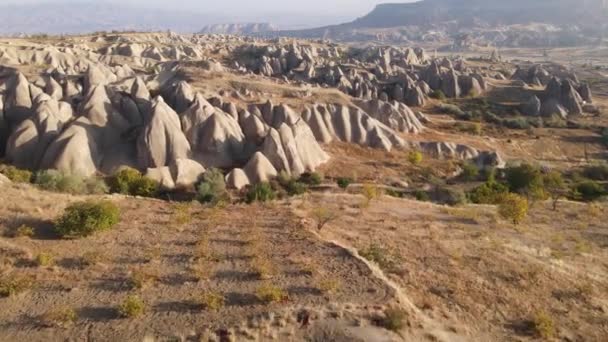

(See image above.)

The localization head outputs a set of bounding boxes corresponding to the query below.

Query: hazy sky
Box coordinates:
[3,0,414,17]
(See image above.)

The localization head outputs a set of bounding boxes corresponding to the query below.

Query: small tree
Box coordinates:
[505,163,543,194]
[543,171,567,210]
[361,183,380,207]
[498,194,529,225]
[311,207,339,231]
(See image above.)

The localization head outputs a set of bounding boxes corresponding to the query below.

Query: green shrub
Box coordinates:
[379,308,408,332]
[572,181,606,202]
[455,122,482,134]
[582,164,608,181]
[0,164,32,183]
[483,111,503,125]
[108,168,140,194]
[385,189,404,198]
[284,180,307,196]
[256,284,287,304]
[503,117,531,130]
[433,187,467,206]
[429,90,446,100]
[199,291,225,311]
[34,170,108,194]
[130,177,159,197]
[359,243,399,271]
[118,295,145,318]
[436,103,464,116]
[299,172,323,186]
[467,181,509,204]
[407,150,423,165]
[544,115,567,128]
[505,163,545,198]
[498,193,529,225]
[337,177,352,189]
[196,168,227,204]
[532,310,555,339]
[480,167,497,182]
[413,190,430,202]
[461,162,480,181]
[35,253,54,267]
[0,275,34,297]
[246,182,276,203]
[54,200,120,238]
[108,168,158,197]
[12,225,35,238]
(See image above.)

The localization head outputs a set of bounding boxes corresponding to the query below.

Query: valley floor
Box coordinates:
[1,181,607,341]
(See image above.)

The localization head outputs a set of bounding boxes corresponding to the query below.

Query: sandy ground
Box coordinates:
[1,177,607,341]
[295,192,608,341]
[0,184,400,342]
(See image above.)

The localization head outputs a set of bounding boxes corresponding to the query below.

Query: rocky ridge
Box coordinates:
[0,32,505,190]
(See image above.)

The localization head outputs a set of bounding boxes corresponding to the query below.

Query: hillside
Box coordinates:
[0,2,226,35]
[353,0,608,28]
[278,0,608,46]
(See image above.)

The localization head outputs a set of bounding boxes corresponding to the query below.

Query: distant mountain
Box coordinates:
[278,0,608,44]
[351,0,608,28]
[198,23,278,35]
[0,2,228,35]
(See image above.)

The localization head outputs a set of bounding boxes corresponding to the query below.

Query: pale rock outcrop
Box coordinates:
[5,96,70,169]
[459,75,483,96]
[404,86,426,106]
[45,77,63,100]
[39,85,123,177]
[145,166,175,190]
[84,64,110,91]
[302,103,405,151]
[5,73,33,124]
[355,99,424,134]
[137,96,191,169]
[225,168,250,190]
[39,116,101,176]
[165,81,196,114]
[521,95,541,116]
[170,158,206,189]
[578,83,593,103]
[181,94,245,168]
[441,69,461,98]
[540,98,568,118]
[243,152,278,183]
[301,106,333,143]
[239,109,268,144]
[291,120,330,172]
[261,128,291,174]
